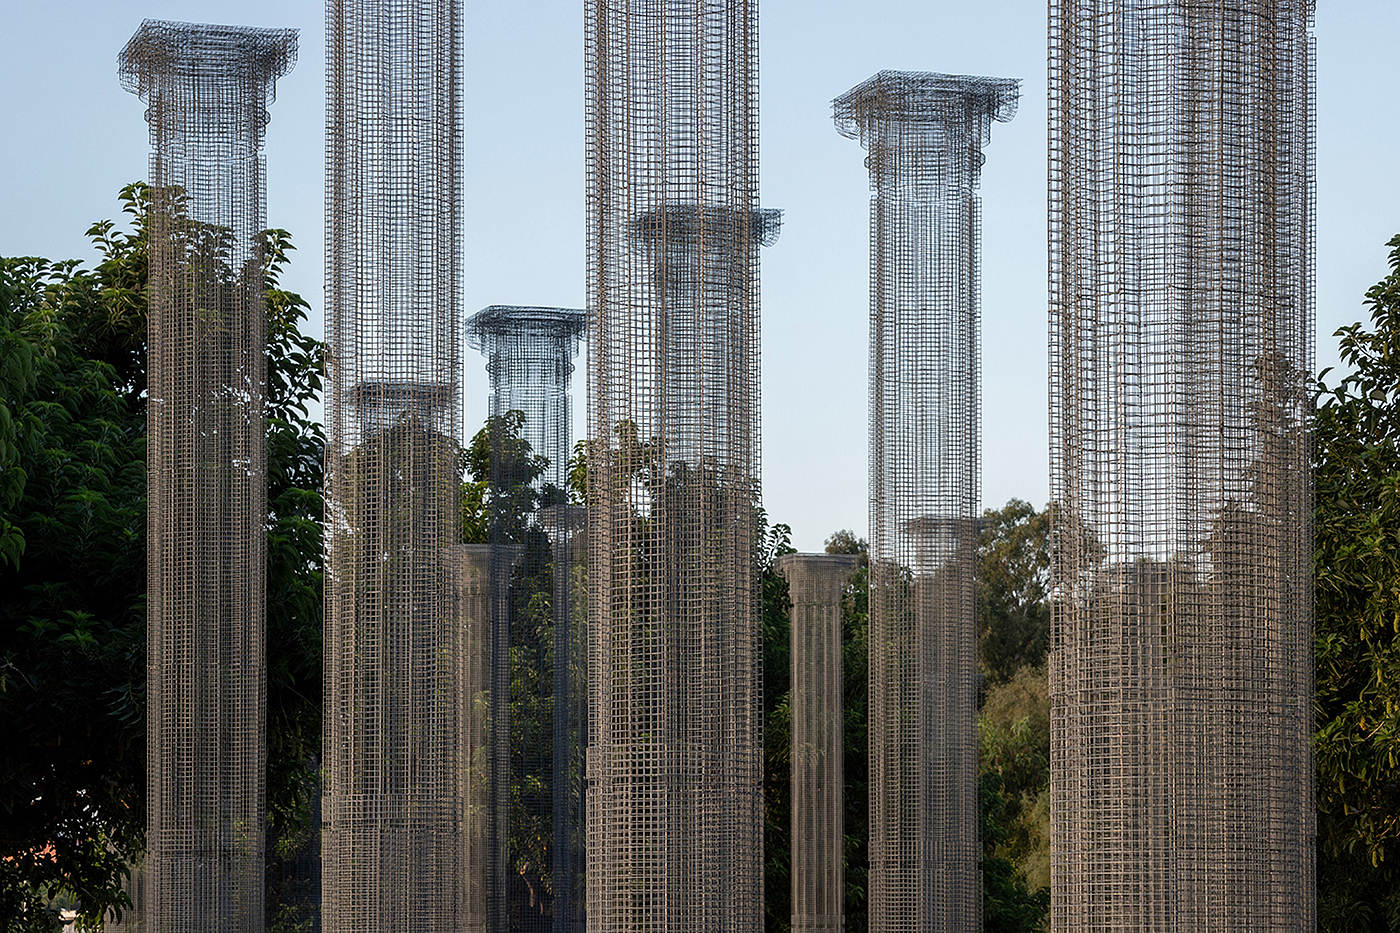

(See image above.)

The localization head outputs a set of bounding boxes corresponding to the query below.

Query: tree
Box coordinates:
[976,500,1051,931]
[0,186,326,932]
[977,499,1050,687]
[1314,234,1400,931]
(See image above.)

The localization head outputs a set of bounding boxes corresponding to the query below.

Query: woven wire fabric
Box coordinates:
[466,306,586,933]
[120,21,296,933]
[1047,2,1316,929]
[776,555,859,933]
[834,71,1018,933]
[585,2,774,930]
[322,0,465,927]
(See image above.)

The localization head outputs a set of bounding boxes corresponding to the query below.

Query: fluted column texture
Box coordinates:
[777,554,859,933]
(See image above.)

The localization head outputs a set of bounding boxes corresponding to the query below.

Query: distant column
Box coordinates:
[467,306,586,933]
[777,553,858,933]
[834,71,1018,933]
[1048,1,1316,929]
[120,21,296,933]
[322,0,464,925]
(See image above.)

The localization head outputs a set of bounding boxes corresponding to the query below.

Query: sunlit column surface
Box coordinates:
[466,306,586,933]
[777,554,859,933]
[584,1,773,930]
[1048,2,1316,930]
[834,70,1018,933]
[322,0,464,926]
[120,21,296,932]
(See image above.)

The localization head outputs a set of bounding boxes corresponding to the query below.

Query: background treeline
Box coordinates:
[2,191,1399,932]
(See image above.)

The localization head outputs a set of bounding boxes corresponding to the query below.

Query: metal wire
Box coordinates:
[585,1,773,929]
[119,21,296,933]
[834,71,1018,933]
[777,554,859,933]
[1047,2,1316,929]
[466,306,586,933]
[451,543,493,933]
[322,0,464,926]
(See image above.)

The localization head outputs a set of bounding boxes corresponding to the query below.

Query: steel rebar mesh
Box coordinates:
[322,0,464,926]
[834,71,1018,933]
[585,1,773,930]
[466,306,587,933]
[776,554,859,933]
[120,21,296,933]
[450,543,493,933]
[1047,2,1316,930]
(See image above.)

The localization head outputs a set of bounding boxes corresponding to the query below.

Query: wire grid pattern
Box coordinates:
[120,21,296,933]
[584,1,773,930]
[834,71,1018,933]
[776,554,859,933]
[450,544,493,933]
[1047,2,1316,929]
[466,306,587,933]
[322,0,464,926]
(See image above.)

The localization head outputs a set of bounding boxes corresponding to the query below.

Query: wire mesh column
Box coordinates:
[449,543,492,933]
[466,306,586,933]
[322,0,464,926]
[777,554,858,933]
[834,71,1018,933]
[585,1,774,930]
[1048,2,1316,930]
[120,21,296,933]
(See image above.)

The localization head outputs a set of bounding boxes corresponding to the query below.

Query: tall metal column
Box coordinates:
[834,71,1018,933]
[777,554,858,933]
[120,21,296,932]
[466,306,586,933]
[1048,2,1316,930]
[449,543,492,933]
[322,0,464,926]
[584,1,772,929]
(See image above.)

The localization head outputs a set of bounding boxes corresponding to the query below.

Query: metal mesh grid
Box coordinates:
[466,306,586,933]
[1047,2,1316,929]
[776,554,859,933]
[451,543,492,933]
[322,0,464,926]
[120,21,296,933]
[584,2,772,930]
[834,71,1018,933]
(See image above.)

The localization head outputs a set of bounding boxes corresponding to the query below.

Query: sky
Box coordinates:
[3,1,1397,553]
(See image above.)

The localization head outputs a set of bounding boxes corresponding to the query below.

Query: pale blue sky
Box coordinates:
[3,2,1396,552]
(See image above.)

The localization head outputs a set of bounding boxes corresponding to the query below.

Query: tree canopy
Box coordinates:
[1314,234,1400,930]
[0,186,325,932]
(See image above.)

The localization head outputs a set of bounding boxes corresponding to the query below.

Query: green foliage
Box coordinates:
[1314,234,1400,929]
[761,511,796,933]
[0,189,150,930]
[979,773,1049,932]
[979,668,1050,896]
[978,499,1050,687]
[462,410,554,545]
[260,230,325,933]
[0,186,325,932]
[977,501,1051,931]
